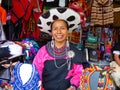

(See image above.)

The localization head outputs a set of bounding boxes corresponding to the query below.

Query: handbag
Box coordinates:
[87,29,98,43]
[87,34,97,43]
[88,48,98,62]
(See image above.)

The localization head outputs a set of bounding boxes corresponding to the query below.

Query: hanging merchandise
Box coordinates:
[87,48,98,62]
[1,0,12,11]
[20,11,41,40]
[19,0,42,41]
[104,28,113,62]
[69,1,87,26]
[0,6,7,25]
[42,0,69,13]
[30,0,41,12]
[72,0,88,12]
[85,0,93,22]
[28,14,36,32]
[85,27,99,62]
[90,0,113,26]
[68,25,82,44]
[113,1,120,27]
[10,0,30,23]
[87,31,97,43]
[85,27,98,49]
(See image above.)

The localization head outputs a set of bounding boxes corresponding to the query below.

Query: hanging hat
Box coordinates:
[37,7,81,35]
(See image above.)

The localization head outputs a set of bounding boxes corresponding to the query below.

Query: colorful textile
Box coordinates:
[90,0,113,26]
[46,41,68,59]
[10,62,40,90]
[79,65,115,90]
[69,1,86,26]
[10,0,30,23]
[21,38,40,61]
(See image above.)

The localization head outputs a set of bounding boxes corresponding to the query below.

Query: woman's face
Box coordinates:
[51,20,68,43]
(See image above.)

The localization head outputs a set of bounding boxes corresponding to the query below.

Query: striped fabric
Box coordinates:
[90,0,113,26]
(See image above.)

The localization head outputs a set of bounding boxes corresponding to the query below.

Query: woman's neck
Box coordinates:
[54,41,66,49]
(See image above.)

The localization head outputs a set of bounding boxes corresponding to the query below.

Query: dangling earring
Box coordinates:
[51,37,54,48]
[66,37,69,48]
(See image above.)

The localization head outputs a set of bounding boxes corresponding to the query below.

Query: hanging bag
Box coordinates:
[87,33,97,43]
[87,28,98,43]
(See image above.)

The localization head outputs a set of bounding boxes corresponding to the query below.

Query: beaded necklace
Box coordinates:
[46,41,71,69]
[46,41,69,59]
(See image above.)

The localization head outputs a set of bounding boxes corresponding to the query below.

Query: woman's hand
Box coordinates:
[66,86,76,90]
[66,87,73,90]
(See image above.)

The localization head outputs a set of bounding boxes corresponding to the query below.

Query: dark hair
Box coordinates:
[50,19,69,30]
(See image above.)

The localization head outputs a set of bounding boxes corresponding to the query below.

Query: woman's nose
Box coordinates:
[57,28,61,33]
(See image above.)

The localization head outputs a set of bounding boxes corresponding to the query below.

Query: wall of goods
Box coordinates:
[1,0,120,61]
[0,0,120,89]
[0,0,120,62]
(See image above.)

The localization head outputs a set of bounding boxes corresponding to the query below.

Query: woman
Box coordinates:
[110,42,120,89]
[33,7,89,90]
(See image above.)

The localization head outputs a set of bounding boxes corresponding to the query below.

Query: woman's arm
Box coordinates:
[33,46,47,79]
[114,53,120,66]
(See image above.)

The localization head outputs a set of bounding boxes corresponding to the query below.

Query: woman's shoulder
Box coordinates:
[37,45,47,54]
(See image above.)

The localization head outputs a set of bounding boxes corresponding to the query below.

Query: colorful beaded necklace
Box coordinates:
[46,41,69,59]
[46,41,71,69]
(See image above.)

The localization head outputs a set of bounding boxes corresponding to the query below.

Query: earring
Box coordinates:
[66,37,69,48]
[51,37,54,48]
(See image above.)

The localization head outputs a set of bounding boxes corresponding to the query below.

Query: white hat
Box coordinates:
[37,7,81,35]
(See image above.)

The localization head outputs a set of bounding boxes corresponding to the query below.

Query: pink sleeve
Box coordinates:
[33,46,46,80]
[65,63,83,87]
[33,46,53,80]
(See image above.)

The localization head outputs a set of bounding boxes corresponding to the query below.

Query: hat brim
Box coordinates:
[37,7,81,35]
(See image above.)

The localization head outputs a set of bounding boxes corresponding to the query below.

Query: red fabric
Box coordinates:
[10,0,29,23]
[20,12,41,40]
[24,3,33,21]
[0,6,7,25]
[32,12,41,40]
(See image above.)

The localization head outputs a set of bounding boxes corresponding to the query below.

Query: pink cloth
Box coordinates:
[65,63,83,87]
[33,45,83,87]
[33,46,53,80]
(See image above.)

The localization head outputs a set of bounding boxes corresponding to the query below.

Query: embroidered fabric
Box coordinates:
[79,65,116,90]
[10,62,40,90]
[46,41,69,59]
